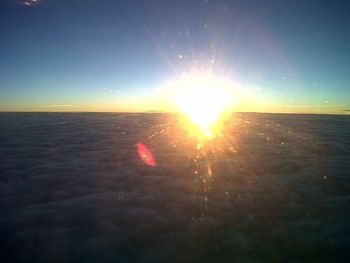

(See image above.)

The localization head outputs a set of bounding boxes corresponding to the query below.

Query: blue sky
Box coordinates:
[0,0,349,113]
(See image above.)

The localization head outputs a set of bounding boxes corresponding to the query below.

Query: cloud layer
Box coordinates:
[0,112,349,262]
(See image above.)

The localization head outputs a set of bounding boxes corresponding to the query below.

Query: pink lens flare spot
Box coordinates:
[137,143,156,167]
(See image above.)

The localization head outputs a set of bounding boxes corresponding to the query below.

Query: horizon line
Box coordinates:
[0,110,349,116]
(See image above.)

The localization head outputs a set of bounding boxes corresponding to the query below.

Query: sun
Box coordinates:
[173,72,233,138]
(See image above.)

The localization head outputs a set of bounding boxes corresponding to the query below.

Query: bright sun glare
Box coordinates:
[173,73,233,138]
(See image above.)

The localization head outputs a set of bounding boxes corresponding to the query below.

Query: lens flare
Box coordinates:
[137,143,156,167]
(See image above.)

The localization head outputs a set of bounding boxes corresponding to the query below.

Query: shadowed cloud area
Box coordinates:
[0,113,350,262]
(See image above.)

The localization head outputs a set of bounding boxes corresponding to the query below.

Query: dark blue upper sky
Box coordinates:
[0,0,349,112]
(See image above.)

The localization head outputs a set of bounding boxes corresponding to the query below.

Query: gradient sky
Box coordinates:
[0,0,349,113]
